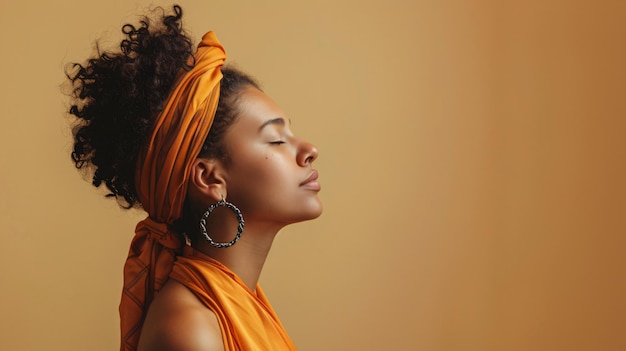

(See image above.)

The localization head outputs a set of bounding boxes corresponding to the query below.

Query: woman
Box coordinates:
[67,5,321,351]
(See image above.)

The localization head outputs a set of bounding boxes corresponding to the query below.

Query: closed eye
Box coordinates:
[269,140,285,145]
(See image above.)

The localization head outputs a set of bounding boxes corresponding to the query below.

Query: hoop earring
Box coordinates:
[199,199,245,248]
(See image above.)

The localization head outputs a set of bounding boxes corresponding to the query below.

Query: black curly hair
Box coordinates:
[67,5,259,209]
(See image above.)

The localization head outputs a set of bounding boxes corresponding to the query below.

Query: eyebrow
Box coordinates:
[258,117,290,131]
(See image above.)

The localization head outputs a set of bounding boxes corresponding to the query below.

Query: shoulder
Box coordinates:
[138,279,224,351]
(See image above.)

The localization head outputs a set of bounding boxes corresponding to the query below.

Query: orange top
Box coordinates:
[170,246,298,351]
[119,31,226,351]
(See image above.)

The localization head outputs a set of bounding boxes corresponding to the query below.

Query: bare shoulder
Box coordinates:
[137,279,224,351]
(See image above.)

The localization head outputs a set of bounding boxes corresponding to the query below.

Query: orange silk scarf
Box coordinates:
[119,31,226,351]
[170,247,298,350]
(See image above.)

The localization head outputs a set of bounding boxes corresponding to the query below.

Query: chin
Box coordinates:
[311,203,323,219]
[301,201,323,221]
[285,201,323,225]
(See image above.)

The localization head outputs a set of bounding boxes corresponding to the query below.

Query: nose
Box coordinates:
[297,140,319,166]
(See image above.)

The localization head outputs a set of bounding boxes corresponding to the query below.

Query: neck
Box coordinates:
[192,222,281,291]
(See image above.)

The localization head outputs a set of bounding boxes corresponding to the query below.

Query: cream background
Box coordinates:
[1,1,625,350]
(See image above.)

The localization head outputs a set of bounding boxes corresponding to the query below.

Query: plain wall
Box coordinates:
[0,0,624,350]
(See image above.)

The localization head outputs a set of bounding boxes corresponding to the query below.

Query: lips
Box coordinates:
[300,170,321,191]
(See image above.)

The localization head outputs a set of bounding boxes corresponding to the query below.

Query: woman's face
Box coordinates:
[221,86,322,227]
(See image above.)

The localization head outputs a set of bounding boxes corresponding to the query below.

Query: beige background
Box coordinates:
[1,0,625,350]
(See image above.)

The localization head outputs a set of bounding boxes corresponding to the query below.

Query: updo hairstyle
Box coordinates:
[67,5,259,210]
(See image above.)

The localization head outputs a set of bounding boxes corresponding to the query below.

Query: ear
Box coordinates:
[188,158,227,203]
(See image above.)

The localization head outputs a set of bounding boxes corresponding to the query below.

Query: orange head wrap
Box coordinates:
[119,31,226,351]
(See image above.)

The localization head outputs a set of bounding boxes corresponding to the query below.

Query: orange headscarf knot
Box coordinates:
[119,31,226,351]
[137,217,181,249]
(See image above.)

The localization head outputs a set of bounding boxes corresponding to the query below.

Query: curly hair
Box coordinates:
[67,4,259,209]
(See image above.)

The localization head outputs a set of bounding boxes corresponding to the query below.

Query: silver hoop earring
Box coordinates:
[199,199,245,248]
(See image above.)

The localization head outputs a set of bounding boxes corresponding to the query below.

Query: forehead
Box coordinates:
[235,86,286,127]
[220,87,290,152]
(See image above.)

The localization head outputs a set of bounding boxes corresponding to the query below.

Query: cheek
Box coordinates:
[228,156,282,203]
